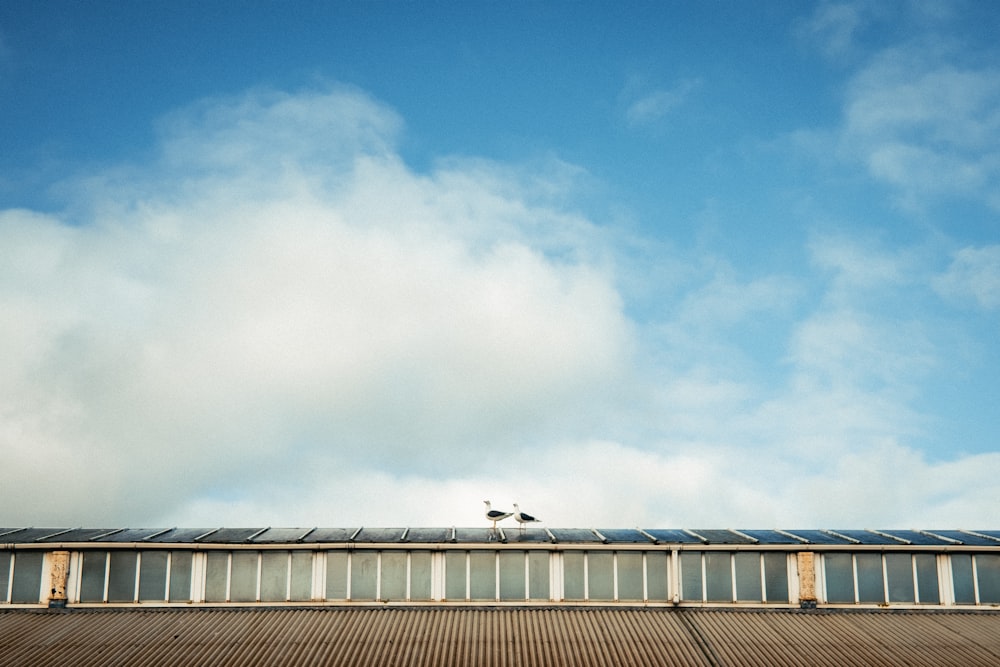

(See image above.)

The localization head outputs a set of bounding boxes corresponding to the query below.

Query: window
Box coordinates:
[824,553,942,604]
[528,551,550,600]
[681,552,787,603]
[0,552,10,602]
[445,551,467,600]
[380,551,407,601]
[563,552,585,600]
[410,551,433,600]
[6,552,44,604]
[469,551,495,600]
[499,551,525,601]
[326,551,348,600]
[951,553,1000,605]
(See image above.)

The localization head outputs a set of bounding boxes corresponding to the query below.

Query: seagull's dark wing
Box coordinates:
[487,510,506,519]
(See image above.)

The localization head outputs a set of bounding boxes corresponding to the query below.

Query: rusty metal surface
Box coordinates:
[1,607,999,667]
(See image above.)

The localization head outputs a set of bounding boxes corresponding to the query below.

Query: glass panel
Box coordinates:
[469,551,495,600]
[763,552,788,603]
[289,551,312,601]
[885,553,915,602]
[138,551,168,601]
[914,553,939,604]
[646,552,669,601]
[528,551,549,600]
[350,551,377,600]
[79,551,108,602]
[0,552,10,602]
[976,554,1000,604]
[107,551,137,602]
[588,552,614,600]
[824,552,854,603]
[409,551,432,600]
[11,551,44,604]
[617,552,644,601]
[499,551,525,600]
[563,551,585,600]
[680,552,702,601]
[168,551,192,601]
[705,552,733,602]
[951,554,976,604]
[325,552,348,600]
[204,551,229,602]
[230,551,258,602]
[260,551,288,602]
[855,553,885,603]
[445,551,466,600]
[380,551,407,601]
[734,552,762,602]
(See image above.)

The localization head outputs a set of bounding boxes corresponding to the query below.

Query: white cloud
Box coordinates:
[622,77,700,128]
[934,244,1000,310]
[0,87,635,525]
[2,84,998,530]
[839,46,1000,209]
[795,1,868,60]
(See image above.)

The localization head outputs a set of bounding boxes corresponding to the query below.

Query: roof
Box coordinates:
[1,606,999,667]
[3,527,999,546]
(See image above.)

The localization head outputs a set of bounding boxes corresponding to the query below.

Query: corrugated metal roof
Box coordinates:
[1,607,998,667]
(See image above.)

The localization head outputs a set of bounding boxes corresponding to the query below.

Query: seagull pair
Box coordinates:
[484,500,540,532]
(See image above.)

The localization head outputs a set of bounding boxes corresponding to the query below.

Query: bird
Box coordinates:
[513,503,541,531]
[483,500,513,531]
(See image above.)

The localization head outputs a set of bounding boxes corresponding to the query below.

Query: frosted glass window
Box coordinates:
[0,552,10,602]
[138,551,168,601]
[230,551,258,602]
[107,551,137,602]
[563,552,585,600]
[646,552,669,600]
[705,552,733,602]
[289,551,312,601]
[470,551,495,600]
[499,551,525,600]
[617,552,644,601]
[80,551,108,602]
[734,552,762,602]
[10,552,44,604]
[885,553,915,603]
[205,551,229,602]
[410,551,432,600]
[588,552,614,600]
[528,551,549,600]
[856,553,884,603]
[976,554,1000,604]
[260,551,288,602]
[445,551,466,600]
[951,554,976,604]
[351,551,377,600]
[325,552,348,599]
[169,551,192,601]
[763,553,788,603]
[380,551,407,601]
[914,554,939,604]
[824,553,854,603]
[680,552,702,601]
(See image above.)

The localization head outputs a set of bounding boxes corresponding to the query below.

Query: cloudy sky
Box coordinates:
[2,1,999,530]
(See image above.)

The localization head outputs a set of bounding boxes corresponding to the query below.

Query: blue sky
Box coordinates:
[1,1,999,528]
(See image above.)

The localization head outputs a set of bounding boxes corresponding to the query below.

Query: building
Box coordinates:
[2,526,1000,665]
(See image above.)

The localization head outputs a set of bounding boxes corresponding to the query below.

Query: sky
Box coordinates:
[1,0,999,530]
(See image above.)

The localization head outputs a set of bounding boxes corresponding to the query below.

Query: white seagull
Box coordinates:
[483,500,513,531]
[513,503,541,531]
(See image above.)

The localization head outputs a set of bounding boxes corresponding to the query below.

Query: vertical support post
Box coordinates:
[48,551,70,608]
[797,552,817,609]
